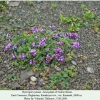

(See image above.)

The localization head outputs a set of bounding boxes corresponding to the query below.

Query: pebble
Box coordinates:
[71,61,77,66]
[35,71,40,78]
[30,81,36,86]
[54,66,61,72]
[4,61,7,64]
[30,76,37,82]
[87,67,94,73]
[0,71,4,76]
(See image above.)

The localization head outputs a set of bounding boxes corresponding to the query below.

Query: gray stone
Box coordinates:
[30,76,37,82]
[30,81,36,86]
[35,71,40,77]
[71,61,77,65]
[4,61,7,64]
[20,70,34,81]
[0,71,4,76]
[9,2,20,7]
[8,82,21,88]
[87,67,94,73]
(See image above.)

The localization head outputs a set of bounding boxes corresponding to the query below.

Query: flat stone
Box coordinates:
[8,82,21,88]
[30,81,36,86]
[9,2,20,7]
[0,71,4,75]
[71,61,77,65]
[20,70,34,81]
[87,67,94,73]
[30,76,37,82]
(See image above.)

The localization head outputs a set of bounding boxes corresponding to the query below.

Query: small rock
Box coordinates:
[30,81,36,86]
[8,82,21,88]
[35,71,40,77]
[54,66,61,72]
[0,71,4,75]
[20,70,34,81]
[30,76,37,82]
[71,61,77,65]
[87,67,94,73]
[4,61,7,64]
[9,2,20,7]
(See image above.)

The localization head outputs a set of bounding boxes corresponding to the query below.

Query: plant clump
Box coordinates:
[4,25,80,71]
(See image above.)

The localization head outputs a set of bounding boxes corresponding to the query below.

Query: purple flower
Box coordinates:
[4,43,12,51]
[10,53,16,59]
[67,33,78,39]
[72,42,80,49]
[19,53,26,59]
[49,25,55,30]
[31,27,39,33]
[30,49,37,56]
[39,29,45,33]
[31,42,35,47]
[52,34,58,39]
[38,38,48,47]
[57,56,65,63]
[12,44,18,50]
[46,54,52,64]
[29,59,36,65]
[52,54,60,59]
[56,41,63,46]
[54,47,63,55]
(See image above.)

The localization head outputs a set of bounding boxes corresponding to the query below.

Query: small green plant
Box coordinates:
[60,4,100,33]
[66,65,77,78]
[7,23,21,31]
[6,74,18,81]
[0,1,9,16]
[87,44,92,49]
[6,74,13,79]
[35,9,40,14]
[25,1,34,6]
[48,71,70,89]
[82,84,91,90]
[50,3,57,9]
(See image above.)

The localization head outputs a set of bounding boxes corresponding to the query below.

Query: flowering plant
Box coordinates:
[4,25,80,70]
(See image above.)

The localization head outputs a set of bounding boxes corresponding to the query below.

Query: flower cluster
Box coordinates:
[49,25,55,30]
[12,44,18,51]
[31,27,45,33]
[29,59,36,65]
[52,34,58,39]
[56,41,63,46]
[54,47,63,55]
[18,53,26,59]
[4,25,80,70]
[4,43,12,51]
[30,49,37,56]
[67,33,78,39]
[38,38,48,47]
[10,53,16,59]
[72,42,80,49]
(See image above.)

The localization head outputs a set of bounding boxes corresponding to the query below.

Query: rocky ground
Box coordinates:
[0,1,100,90]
